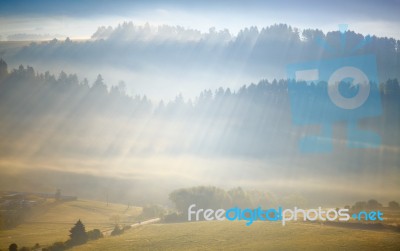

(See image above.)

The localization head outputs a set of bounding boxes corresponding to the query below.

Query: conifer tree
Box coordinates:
[69,219,88,246]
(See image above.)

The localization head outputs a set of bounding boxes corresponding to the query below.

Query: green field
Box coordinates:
[0,199,141,250]
[70,221,400,251]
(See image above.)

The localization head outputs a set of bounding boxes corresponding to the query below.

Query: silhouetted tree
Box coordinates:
[367,199,382,209]
[68,220,88,246]
[352,201,367,211]
[8,243,17,251]
[92,74,107,96]
[55,189,61,201]
[0,58,7,79]
[228,187,252,208]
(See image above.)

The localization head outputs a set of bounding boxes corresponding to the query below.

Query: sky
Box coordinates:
[1,0,400,40]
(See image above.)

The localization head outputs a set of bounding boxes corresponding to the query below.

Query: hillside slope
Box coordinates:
[70,221,400,251]
[0,199,141,249]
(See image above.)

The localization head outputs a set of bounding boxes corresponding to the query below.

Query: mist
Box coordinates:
[1,23,399,100]
[0,58,399,207]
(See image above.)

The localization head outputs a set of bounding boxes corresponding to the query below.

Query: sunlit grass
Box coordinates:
[0,199,141,249]
[70,221,400,251]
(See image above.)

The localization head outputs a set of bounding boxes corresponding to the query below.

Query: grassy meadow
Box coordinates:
[1,199,400,250]
[0,199,141,250]
[69,221,400,251]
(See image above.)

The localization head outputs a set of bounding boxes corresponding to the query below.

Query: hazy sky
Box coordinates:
[1,0,400,40]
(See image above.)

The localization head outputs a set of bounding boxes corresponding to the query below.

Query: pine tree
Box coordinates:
[69,219,88,246]
[0,58,7,78]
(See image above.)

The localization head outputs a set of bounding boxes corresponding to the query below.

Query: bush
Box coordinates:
[87,229,103,240]
[8,243,18,251]
[47,242,66,251]
[111,225,124,236]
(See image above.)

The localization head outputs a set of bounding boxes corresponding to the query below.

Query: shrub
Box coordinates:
[47,242,66,251]
[87,229,103,240]
[111,225,124,236]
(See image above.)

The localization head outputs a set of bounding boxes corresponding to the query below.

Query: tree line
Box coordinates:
[12,24,400,82]
[0,59,399,157]
[1,58,398,119]
[167,186,400,223]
